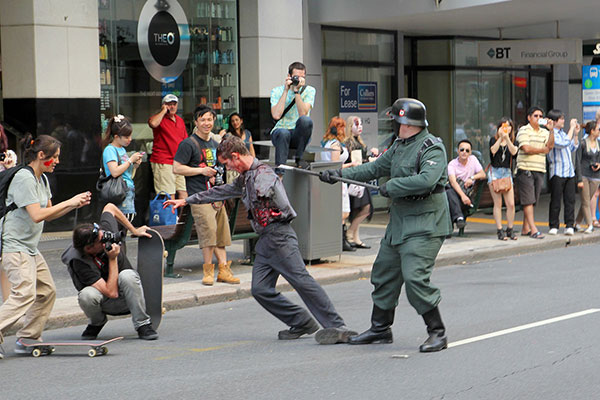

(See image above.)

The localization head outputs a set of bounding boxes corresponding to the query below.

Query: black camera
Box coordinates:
[214,165,225,186]
[290,75,300,86]
[0,153,5,162]
[101,230,122,251]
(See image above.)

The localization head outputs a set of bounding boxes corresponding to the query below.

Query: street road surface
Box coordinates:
[2,243,599,399]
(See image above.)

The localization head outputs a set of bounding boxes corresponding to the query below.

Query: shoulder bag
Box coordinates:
[96,147,128,204]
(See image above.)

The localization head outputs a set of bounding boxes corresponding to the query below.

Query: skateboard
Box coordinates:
[137,227,165,331]
[17,337,123,358]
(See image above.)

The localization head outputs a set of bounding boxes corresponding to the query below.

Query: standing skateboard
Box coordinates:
[17,337,123,358]
[137,228,165,331]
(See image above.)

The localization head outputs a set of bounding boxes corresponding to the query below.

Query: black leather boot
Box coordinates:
[348,305,394,344]
[419,306,447,352]
[343,224,356,252]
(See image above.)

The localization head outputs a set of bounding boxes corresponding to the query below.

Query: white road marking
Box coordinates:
[448,308,600,348]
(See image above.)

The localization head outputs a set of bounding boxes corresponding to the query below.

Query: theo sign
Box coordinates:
[478,39,582,66]
[138,0,190,83]
[339,81,377,112]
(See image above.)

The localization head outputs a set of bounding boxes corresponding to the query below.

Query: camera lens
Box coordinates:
[291,76,300,86]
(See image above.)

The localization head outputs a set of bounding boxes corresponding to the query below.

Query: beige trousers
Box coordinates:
[577,178,600,226]
[0,252,56,341]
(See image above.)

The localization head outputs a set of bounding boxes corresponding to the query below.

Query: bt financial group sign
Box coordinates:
[477,38,582,66]
[339,81,377,113]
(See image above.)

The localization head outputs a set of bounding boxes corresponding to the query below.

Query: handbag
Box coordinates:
[347,184,365,197]
[149,192,178,226]
[96,148,127,204]
[492,176,512,193]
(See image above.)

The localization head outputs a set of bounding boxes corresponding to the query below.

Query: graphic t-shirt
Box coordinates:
[174,134,221,195]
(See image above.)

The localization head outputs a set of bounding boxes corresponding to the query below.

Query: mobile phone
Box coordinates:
[538,118,548,126]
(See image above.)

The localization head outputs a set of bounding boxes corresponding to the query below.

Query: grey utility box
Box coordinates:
[282,161,343,261]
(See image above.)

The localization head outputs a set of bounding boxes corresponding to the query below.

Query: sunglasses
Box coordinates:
[458,148,471,153]
[532,114,543,118]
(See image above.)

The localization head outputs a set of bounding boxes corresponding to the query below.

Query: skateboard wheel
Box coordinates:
[163,250,168,258]
[101,346,108,355]
[88,348,97,357]
[50,346,56,353]
[32,348,42,358]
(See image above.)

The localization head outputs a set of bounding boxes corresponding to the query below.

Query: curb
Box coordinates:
[4,234,599,337]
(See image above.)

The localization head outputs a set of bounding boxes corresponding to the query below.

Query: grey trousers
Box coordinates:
[251,222,345,329]
[78,269,151,330]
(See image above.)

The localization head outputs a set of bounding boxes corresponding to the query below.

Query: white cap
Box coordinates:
[162,94,178,104]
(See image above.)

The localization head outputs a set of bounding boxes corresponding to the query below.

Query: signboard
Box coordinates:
[582,65,600,122]
[478,39,582,66]
[339,81,377,112]
[137,0,190,83]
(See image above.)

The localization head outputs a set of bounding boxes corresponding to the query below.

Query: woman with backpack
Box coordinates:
[0,134,90,359]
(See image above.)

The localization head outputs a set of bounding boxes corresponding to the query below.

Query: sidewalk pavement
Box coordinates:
[5,193,600,337]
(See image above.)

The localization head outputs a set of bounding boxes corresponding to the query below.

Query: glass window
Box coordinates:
[99,0,239,149]
[322,65,395,149]
[416,39,452,66]
[417,70,452,156]
[454,39,478,67]
[323,30,394,64]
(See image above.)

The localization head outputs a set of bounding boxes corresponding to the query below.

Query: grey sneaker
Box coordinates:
[14,339,33,354]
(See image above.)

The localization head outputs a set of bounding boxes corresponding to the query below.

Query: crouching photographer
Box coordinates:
[61,203,159,340]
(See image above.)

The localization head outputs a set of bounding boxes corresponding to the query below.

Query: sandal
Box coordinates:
[497,229,507,241]
[593,221,600,228]
[530,231,545,239]
[505,227,518,240]
[521,231,531,236]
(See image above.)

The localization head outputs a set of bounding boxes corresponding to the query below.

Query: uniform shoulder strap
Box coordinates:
[414,136,443,174]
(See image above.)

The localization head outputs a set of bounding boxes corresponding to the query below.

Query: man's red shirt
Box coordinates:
[150,114,189,165]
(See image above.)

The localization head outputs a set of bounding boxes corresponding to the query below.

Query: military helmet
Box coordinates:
[390,98,428,127]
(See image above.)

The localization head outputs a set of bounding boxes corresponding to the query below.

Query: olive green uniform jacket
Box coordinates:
[341,128,452,313]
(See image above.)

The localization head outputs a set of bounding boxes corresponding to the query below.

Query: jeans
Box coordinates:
[78,269,151,330]
[271,116,313,166]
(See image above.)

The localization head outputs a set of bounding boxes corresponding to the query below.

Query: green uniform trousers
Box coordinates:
[371,235,444,314]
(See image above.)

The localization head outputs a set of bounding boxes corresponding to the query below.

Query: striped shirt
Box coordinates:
[547,128,578,178]
[516,124,550,173]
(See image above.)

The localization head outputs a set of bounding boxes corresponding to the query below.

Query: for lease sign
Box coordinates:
[339,81,377,112]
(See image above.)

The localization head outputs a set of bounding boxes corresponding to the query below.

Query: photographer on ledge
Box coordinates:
[61,203,158,340]
[270,61,316,173]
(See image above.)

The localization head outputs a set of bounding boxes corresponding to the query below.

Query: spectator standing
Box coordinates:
[101,115,143,221]
[148,94,188,200]
[0,135,90,359]
[219,112,255,157]
[445,139,486,230]
[515,106,554,239]
[343,115,376,249]
[173,106,239,286]
[547,110,579,236]
[575,121,600,233]
[488,118,519,240]
[321,117,355,252]
[270,61,315,171]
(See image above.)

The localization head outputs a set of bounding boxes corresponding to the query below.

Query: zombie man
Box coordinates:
[163,136,356,344]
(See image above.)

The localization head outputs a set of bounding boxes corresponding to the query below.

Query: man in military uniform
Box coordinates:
[319,98,452,352]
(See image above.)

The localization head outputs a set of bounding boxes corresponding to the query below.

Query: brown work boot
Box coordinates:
[202,263,215,286]
[217,261,240,284]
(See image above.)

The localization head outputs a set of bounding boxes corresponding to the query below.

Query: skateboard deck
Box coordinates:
[18,337,123,358]
[137,228,165,331]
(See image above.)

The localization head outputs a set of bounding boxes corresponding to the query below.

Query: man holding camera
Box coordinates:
[270,61,316,171]
[173,105,239,286]
[62,203,158,340]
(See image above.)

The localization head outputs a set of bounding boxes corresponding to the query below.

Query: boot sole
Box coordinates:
[348,338,393,345]
[419,344,448,352]
[315,328,358,345]
[216,278,240,284]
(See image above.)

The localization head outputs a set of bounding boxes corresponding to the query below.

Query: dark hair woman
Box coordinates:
[101,114,143,221]
[488,117,518,240]
[219,113,255,157]
[0,134,90,357]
